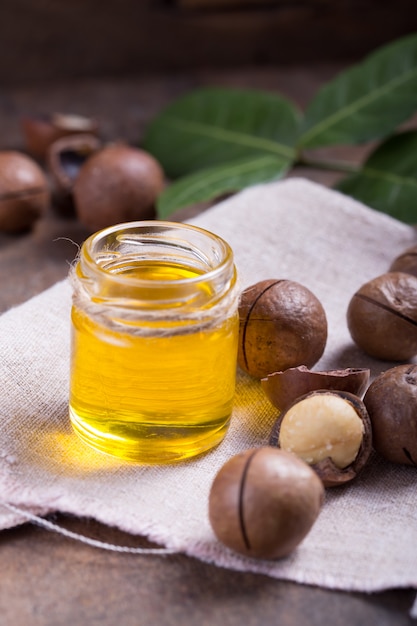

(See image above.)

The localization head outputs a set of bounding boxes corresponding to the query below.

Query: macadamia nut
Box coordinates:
[0,151,49,233]
[238,279,327,379]
[364,364,417,466]
[209,447,324,560]
[279,393,364,469]
[347,272,417,361]
[270,390,373,487]
[73,143,164,231]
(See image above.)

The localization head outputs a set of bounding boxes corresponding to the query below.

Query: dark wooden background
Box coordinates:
[1,0,417,86]
[1,3,417,625]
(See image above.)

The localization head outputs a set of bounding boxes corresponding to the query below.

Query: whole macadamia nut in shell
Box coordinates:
[390,245,417,278]
[209,447,324,560]
[238,279,327,379]
[347,272,417,361]
[73,143,165,231]
[0,151,49,233]
[364,364,417,466]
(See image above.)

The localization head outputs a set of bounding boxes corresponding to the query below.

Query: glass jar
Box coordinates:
[69,221,239,464]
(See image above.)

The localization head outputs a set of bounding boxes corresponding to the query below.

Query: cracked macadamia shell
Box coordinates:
[21,113,99,161]
[261,366,370,412]
[208,447,324,560]
[47,133,102,216]
[73,143,165,231]
[270,390,372,487]
[238,279,327,379]
[364,364,417,466]
[347,272,417,361]
[0,151,49,233]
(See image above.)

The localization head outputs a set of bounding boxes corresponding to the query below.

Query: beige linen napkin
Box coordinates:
[0,179,416,598]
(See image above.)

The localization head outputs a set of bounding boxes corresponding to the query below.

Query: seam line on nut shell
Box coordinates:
[0,186,47,201]
[241,280,286,371]
[238,449,259,551]
[354,293,417,327]
[403,448,417,466]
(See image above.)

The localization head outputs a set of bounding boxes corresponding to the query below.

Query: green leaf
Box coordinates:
[157,154,289,219]
[336,130,417,223]
[299,33,417,149]
[142,87,300,178]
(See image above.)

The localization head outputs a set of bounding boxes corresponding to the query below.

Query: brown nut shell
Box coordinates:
[390,245,417,278]
[261,365,370,412]
[364,364,417,466]
[73,143,165,232]
[21,113,99,161]
[209,447,324,560]
[347,272,417,361]
[47,133,102,216]
[238,279,328,379]
[0,151,49,233]
[270,390,372,487]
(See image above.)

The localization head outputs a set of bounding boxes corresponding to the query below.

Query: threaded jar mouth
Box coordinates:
[74,221,237,313]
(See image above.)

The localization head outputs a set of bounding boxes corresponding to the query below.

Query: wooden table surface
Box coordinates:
[0,66,416,625]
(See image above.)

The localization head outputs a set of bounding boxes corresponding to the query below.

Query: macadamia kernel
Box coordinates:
[279,394,364,469]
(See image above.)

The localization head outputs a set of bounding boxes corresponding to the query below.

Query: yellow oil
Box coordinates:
[69,261,238,463]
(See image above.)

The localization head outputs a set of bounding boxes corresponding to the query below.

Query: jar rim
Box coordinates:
[80,220,235,290]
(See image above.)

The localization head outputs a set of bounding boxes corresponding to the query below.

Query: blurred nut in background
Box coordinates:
[21,113,99,161]
[0,151,50,233]
[47,133,102,216]
[73,143,165,232]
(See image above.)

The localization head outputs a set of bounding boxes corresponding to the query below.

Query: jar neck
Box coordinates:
[72,221,238,319]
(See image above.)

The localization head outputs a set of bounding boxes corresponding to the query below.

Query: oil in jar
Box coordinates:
[69,246,239,464]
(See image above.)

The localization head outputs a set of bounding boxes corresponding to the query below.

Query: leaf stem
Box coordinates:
[297,154,361,174]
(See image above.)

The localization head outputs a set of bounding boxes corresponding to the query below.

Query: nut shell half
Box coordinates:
[262,366,370,412]
[21,113,99,161]
[47,133,102,215]
[270,390,372,487]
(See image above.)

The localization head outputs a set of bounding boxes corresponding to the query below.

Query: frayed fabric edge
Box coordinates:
[0,501,177,556]
[1,499,416,619]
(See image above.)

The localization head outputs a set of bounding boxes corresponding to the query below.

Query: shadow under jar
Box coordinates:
[69,221,239,463]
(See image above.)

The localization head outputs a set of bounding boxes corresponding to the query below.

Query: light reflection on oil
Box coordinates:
[31,428,126,475]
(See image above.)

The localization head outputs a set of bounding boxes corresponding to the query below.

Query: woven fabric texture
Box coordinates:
[0,178,416,593]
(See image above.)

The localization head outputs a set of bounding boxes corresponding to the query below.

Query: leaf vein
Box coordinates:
[301,65,417,146]
[355,166,417,188]
[161,116,295,159]
[169,156,286,206]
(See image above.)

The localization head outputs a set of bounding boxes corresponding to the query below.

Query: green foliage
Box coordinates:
[336,131,417,222]
[143,88,299,178]
[299,35,417,149]
[142,33,417,223]
[157,155,290,219]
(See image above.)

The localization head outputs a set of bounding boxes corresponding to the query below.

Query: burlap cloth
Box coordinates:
[1,179,416,605]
